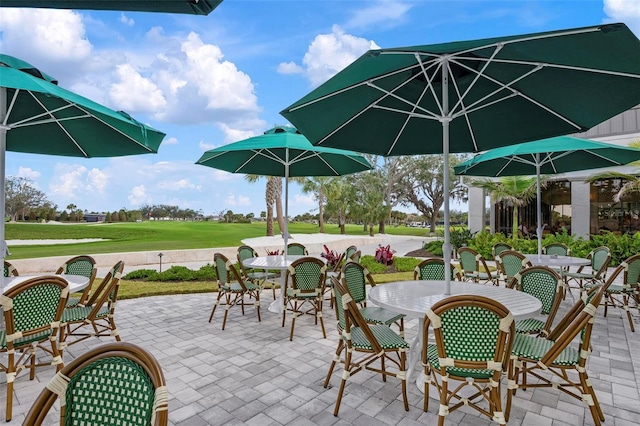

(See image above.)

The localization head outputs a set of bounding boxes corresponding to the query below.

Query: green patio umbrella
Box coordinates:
[0,54,165,278]
[195,125,372,253]
[454,137,640,257]
[0,0,222,15]
[281,23,640,295]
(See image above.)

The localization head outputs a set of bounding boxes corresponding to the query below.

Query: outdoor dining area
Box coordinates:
[1,240,638,425]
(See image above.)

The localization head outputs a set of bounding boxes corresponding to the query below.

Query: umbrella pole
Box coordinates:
[536,157,542,259]
[0,87,6,289]
[283,149,289,259]
[442,60,452,296]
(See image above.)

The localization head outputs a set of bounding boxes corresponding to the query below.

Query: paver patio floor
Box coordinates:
[1,282,639,425]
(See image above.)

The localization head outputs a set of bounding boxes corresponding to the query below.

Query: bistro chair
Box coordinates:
[209,253,261,330]
[55,255,98,307]
[507,285,605,426]
[23,342,168,426]
[564,246,611,294]
[413,257,462,281]
[59,261,125,355]
[237,245,280,300]
[492,242,513,259]
[282,256,326,341]
[542,242,571,257]
[0,275,69,421]
[509,266,565,336]
[496,250,533,286]
[285,242,308,256]
[457,247,498,285]
[587,253,640,332]
[347,249,361,264]
[3,260,19,277]
[422,295,515,425]
[344,245,358,261]
[324,278,409,416]
[342,261,405,336]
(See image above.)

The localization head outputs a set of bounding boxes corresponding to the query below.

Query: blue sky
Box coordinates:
[1,0,639,218]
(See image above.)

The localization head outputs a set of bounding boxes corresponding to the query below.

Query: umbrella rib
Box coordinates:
[291,151,341,175]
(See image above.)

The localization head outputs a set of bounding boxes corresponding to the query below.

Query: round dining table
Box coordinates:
[3,274,91,293]
[525,253,590,268]
[242,255,311,314]
[368,280,543,389]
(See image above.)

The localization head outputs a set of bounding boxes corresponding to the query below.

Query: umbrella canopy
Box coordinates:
[281,23,640,294]
[195,125,372,252]
[0,0,222,15]
[0,54,166,276]
[455,136,640,256]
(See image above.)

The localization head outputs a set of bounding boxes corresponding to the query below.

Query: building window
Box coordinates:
[590,179,640,234]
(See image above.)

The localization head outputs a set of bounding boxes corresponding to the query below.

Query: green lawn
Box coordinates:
[6,221,434,259]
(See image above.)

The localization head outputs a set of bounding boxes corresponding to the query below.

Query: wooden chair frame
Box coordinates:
[324,278,409,416]
[209,253,261,330]
[564,246,611,293]
[422,295,515,425]
[59,261,124,354]
[3,260,19,277]
[282,256,326,341]
[496,250,532,286]
[492,242,513,259]
[1,276,69,421]
[507,286,605,426]
[23,342,168,425]
[56,255,98,307]
[457,247,497,285]
[237,245,280,300]
[414,257,463,281]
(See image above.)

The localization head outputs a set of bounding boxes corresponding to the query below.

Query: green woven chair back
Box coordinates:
[287,243,308,256]
[543,243,570,256]
[214,254,230,284]
[415,259,456,280]
[342,262,368,304]
[10,279,66,335]
[64,356,156,425]
[237,245,257,263]
[492,242,512,257]
[516,267,561,315]
[290,258,325,292]
[348,250,361,263]
[457,248,479,272]
[332,278,348,330]
[345,245,357,260]
[441,305,502,361]
[624,254,640,287]
[59,256,96,280]
[591,247,610,273]
[498,251,531,281]
[3,261,18,277]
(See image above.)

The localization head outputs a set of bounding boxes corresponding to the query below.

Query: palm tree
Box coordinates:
[246,175,283,236]
[586,139,640,202]
[301,177,330,233]
[471,176,539,237]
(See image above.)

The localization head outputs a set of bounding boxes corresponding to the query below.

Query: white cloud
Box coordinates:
[16,167,41,180]
[49,164,89,199]
[225,194,251,207]
[157,179,200,191]
[217,124,257,143]
[119,13,135,27]
[604,0,640,35]
[198,140,217,151]
[278,25,380,87]
[0,8,92,81]
[293,193,315,208]
[345,0,412,29]
[110,63,167,113]
[128,185,149,205]
[276,61,304,75]
[86,168,108,193]
[163,137,179,145]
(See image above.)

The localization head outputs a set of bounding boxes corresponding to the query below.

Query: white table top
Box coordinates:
[525,254,590,267]
[242,255,320,270]
[369,280,542,321]
[3,274,90,293]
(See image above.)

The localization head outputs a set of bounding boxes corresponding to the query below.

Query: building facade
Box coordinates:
[467,106,640,238]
